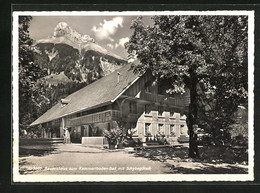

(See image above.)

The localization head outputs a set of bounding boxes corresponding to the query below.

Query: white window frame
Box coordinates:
[158,123,164,134]
[144,123,151,136]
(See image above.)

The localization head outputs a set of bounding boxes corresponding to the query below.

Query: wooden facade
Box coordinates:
[40,71,190,144]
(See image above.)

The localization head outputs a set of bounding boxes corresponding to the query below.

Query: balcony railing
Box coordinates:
[69,110,121,127]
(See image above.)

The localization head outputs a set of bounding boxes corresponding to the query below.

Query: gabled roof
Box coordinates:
[30,64,140,126]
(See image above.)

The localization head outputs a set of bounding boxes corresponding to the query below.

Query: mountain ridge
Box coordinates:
[33,22,128,108]
[36,22,125,61]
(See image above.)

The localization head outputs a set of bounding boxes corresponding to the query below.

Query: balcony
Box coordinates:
[69,110,121,127]
[140,91,185,106]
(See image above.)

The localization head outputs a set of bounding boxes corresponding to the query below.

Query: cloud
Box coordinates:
[115,43,119,49]
[118,37,129,48]
[106,37,130,50]
[92,17,123,41]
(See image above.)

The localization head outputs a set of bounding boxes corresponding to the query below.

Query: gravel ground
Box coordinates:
[19,141,248,175]
[19,143,170,174]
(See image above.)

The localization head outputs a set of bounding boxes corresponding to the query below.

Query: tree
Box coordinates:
[126,15,248,157]
[19,16,48,131]
[196,16,248,143]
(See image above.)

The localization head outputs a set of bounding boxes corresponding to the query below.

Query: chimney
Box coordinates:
[117,72,121,83]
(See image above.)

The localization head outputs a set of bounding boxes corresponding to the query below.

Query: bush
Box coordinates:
[103,128,123,146]
[123,138,137,147]
[231,135,248,146]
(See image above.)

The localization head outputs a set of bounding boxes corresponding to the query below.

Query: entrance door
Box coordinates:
[88,124,94,136]
[81,125,91,137]
[81,126,85,137]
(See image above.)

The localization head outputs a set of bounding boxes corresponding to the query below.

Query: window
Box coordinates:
[158,106,164,116]
[170,124,175,136]
[107,122,111,131]
[159,124,164,131]
[145,123,151,136]
[170,109,175,117]
[158,124,164,134]
[52,119,60,127]
[129,122,137,136]
[180,125,184,134]
[144,81,152,93]
[158,85,164,95]
[129,102,137,113]
[145,104,151,114]
[112,102,120,110]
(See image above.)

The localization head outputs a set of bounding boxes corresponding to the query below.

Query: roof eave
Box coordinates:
[111,76,141,103]
[29,100,113,127]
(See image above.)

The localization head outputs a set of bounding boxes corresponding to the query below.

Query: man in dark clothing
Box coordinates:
[190,124,200,158]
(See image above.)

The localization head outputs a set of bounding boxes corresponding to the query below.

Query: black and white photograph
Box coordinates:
[12,11,254,182]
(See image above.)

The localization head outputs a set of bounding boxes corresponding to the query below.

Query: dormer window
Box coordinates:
[158,106,164,116]
[61,98,70,107]
[170,109,175,117]
[145,104,151,114]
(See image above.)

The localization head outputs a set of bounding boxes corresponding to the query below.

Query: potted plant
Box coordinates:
[117,130,125,149]
[103,128,123,149]
[122,128,137,147]
[156,131,167,145]
[170,131,176,137]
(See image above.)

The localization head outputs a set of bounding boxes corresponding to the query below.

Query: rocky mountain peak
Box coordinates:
[33,22,128,108]
[37,22,124,61]
[53,22,95,44]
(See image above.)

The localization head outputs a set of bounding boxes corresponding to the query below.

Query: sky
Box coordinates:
[29,16,154,59]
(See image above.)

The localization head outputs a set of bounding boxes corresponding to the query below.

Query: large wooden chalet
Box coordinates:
[30,64,190,145]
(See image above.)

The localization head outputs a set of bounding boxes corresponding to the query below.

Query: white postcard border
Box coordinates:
[12,10,255,182]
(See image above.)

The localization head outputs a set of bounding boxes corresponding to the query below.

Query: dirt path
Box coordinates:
[19,143,248,175]
[19,143,170,174]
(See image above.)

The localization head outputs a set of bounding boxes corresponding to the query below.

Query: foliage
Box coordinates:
[126,15,248,155]
[196,16,248,142]
[19,17,87,133]
[103,128,124,145]
[19,16,48,131]
[145,131,152,137]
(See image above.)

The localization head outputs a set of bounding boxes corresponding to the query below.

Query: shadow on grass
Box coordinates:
[132,147,189,163]
[133,146,248,164]
[163,163,248,174]
[130,146,248,174]
[19,138,59,157]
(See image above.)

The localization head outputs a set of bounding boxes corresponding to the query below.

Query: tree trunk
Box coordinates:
[187,75,199,158]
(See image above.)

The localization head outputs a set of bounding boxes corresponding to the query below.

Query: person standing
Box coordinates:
[63,128,71,144]
[191,124,200,158]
